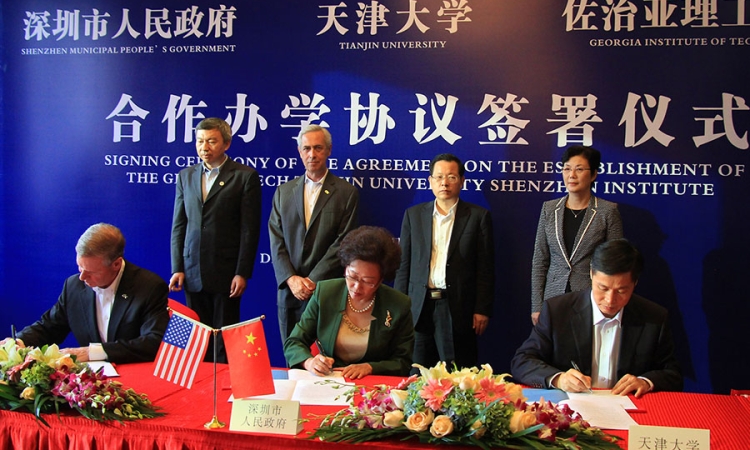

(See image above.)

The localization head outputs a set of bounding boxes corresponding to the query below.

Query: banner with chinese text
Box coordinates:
[1,0,747,394]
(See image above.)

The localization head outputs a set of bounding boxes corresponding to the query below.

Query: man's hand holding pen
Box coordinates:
[553,360,593,393]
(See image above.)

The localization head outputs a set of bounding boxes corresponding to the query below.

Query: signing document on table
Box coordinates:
[231,369,352,405]
[559,391,638,430]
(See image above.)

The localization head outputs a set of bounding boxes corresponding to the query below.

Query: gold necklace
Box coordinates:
[342,312,370,333]
[347,294,375,313]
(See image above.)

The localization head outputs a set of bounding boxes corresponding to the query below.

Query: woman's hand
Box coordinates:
[340,363,373,379]
[303,354,334,376]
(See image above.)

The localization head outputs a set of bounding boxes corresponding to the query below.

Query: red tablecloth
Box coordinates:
[2,362,749,449]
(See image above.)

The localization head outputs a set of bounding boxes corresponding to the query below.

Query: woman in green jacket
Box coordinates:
[284,226,414,379]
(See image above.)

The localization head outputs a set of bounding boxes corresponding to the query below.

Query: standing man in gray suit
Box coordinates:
[269,125,359,345]
[169,117,262,363]
[395,153,495,371]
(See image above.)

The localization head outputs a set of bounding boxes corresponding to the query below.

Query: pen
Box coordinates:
[11,324,17,341]
[570,360,594,393]
[314,339,333,375]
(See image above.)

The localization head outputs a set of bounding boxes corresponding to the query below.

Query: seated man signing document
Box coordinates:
[6,223,169,363]
[511,239,682,397]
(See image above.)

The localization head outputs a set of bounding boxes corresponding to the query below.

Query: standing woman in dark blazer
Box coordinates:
[530,146,623,325]
[284,226,414,379]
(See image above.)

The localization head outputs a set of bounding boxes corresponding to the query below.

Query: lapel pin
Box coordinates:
[385,310,392,327]
[324,189,330,195]
[219,181,225,186]
[122,294,128,300]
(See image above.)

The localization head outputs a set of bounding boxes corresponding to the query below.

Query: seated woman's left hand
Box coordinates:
[340,363,373,380]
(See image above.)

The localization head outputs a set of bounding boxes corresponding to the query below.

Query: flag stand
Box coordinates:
[204,329,225,429]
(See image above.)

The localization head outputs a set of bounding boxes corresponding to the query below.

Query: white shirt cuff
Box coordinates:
[638,376,654,392]
[88,343,108,361]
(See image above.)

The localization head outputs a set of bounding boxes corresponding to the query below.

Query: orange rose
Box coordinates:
[429,415,454,438]
[404,409,434,432]
[504,382,526,403]
[509,410,537,433]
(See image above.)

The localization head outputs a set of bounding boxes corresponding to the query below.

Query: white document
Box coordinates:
[287,368,344,381]
[559,396,638,430]
[86,361,120,377]
[567,390,637,409]
[230,370,352,406]
[290,379,351,405]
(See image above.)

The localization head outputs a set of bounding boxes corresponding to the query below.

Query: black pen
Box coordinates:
[314,339,333,375]
[570,360,594,393]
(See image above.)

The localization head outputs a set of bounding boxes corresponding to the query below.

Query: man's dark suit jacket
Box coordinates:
[510,290,683,392]
[268,172,359,309]
[394,199,495,363]
[171,158,262,294]
[17,261,169,363]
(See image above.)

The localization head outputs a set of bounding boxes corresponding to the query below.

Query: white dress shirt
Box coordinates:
[590,292,623,389]
[304,170,327,228]
[88,260,126,361]
[428,200,458,289]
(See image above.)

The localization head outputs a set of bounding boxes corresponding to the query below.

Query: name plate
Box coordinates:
[229,399,304,436]
[629,425,709,450]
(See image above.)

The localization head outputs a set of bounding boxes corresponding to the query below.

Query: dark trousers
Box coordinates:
[278,302,308,348]
[412,293,478,373]
[185,290,241,364]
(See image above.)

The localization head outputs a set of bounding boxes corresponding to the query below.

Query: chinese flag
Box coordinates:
[222,317,275,398]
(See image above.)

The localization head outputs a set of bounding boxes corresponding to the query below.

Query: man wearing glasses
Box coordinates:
[395,153,495,371]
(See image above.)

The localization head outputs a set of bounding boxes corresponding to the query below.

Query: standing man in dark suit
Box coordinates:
[394,153,495,370]
[9,223,169,363]
[269,124,359,345]
[511,239,682,397]
[169,117,261,363]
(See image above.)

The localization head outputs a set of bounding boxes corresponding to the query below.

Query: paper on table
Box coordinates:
[290,379,351,406]
[287,368,345,381]
[230,371,352,406]
[567,390,637,410]
[559,396,638,430]
[86,361,119,377]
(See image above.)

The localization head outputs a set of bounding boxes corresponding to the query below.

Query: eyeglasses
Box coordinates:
[430,174,461,184]
[562,167,591,175]
[344,271,379,289]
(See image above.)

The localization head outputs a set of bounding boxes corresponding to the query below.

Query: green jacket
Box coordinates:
[283,278,414,376]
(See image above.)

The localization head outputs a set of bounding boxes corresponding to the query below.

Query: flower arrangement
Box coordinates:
[0,340,162,426]
[311,362,621,449]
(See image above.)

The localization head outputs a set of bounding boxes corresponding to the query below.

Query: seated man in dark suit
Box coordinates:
[511,239,682,397]
[7,223,169,363]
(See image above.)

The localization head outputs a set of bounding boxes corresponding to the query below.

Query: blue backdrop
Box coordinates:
[2,0,748,394]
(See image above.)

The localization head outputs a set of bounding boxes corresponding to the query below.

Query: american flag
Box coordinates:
[153,312,211,389]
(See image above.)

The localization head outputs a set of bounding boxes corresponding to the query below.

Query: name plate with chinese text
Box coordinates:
[629,425,709,450]
[229,399,303,436]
